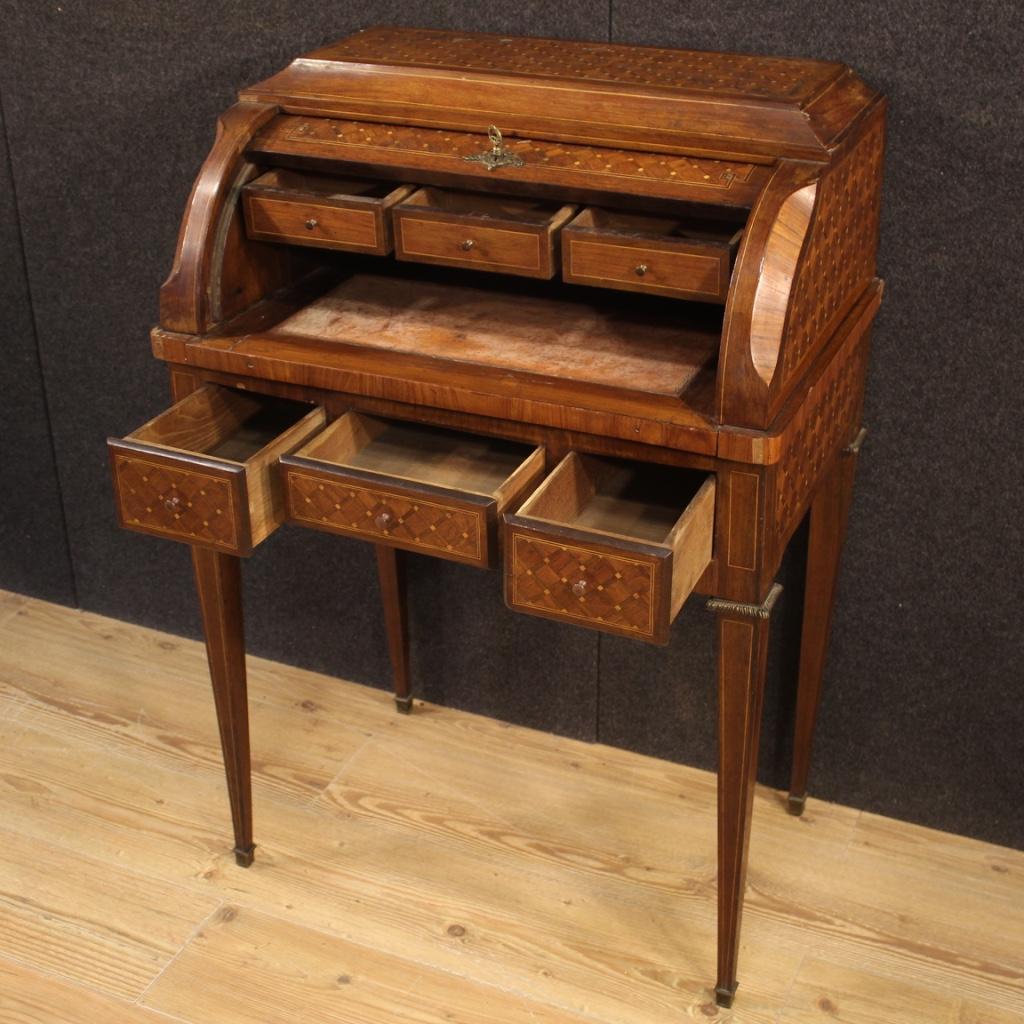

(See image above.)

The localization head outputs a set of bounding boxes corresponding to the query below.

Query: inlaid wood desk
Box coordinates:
[108,27,885,1008]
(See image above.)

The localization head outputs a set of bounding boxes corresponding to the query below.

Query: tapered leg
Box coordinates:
[787,430,863,815]
[708,584,781,1008]
[375,545,412,713]
[191,546,254,867]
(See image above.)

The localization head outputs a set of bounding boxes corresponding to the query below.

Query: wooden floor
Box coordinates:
[0,589,1021,1024]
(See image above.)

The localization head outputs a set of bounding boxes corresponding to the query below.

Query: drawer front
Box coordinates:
[110,446,248,554]
[507,531,663,642]
[396,216,548,277]
[245,194,383,253]
[564,237,728,302]
[286,468,490,566]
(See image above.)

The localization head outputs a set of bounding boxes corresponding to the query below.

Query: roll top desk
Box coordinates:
[108,27,885,1008]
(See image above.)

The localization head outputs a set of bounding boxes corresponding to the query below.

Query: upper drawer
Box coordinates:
[392,188,577,279]
[504,453,715,644]
[562,207,742,303]
[243,169,413,255]
[109,385,325,556]
[281,412,545,568]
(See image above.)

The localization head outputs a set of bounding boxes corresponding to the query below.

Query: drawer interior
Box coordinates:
[565,207,743,247]
[130,386,316,464]
[294,413,541,499]
[518,452,709,545]
[396,187,574,226]
[246,168,407,203]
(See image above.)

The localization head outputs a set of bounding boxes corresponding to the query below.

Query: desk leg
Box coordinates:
[375,545,412,714]
[708,584,781,1008]
[788,431,863,815]
[192,547,255,867]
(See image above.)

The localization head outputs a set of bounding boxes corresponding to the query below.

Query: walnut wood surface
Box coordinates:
[241,26,878,162]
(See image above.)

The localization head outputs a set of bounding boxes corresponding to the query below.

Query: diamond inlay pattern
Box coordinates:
[288,471,484,563]
[321,27,838,102]
[510,534,657,639]
[114,455,239,550]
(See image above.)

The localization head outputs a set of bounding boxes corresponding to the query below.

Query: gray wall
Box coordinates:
[1,2,1020,849]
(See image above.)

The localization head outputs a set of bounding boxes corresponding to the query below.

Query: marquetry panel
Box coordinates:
[112,455,241,551]
[508,534,659,641]
[287,471,486,565]
[253,117,762,205]
[778,109,885,388]
[772,334,869,543]
[316,27,839,102]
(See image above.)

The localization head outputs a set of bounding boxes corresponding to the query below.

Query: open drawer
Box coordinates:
[109,385,326,556]
[280,413,546,568]
[242,169,414,255]
[392,188,577,279]
[504,453,715,644]
[561,207,742,303]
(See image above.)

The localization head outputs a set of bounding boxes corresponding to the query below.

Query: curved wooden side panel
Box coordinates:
[717,161,818,428]
[160,101,285,334]
[717,100,886,429]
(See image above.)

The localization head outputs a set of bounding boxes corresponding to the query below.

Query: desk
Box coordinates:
[108,26,885,1007]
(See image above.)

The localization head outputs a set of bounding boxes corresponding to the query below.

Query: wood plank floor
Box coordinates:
[0,588,1020,1023]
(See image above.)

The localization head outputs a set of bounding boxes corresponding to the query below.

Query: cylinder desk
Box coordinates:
[107,26,885,1008]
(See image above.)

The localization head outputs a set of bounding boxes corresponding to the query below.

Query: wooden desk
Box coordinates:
[108,27,885,1008]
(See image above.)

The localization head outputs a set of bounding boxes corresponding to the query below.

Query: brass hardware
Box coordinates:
[374,509,394,530]
[463,125,524,172]
[461,239,476,251]
[634,263,649,277]
[842,426,868,456]
[572,578,588,598]
[163,495,182,513]
[305,218,318,230]
[707,583,783,620]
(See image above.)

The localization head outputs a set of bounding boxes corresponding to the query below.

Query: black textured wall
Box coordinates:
[1,2,1020,850]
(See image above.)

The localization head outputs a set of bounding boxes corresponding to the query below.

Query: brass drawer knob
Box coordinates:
[305,218,318,230]
[571,578,589,598]
[374,509,394,530]
[163,495,182,513]
[461,239,476,251]
[634,263,648,277]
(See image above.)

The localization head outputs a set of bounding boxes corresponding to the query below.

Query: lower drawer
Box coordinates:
[281,412,545,568]
[504,453,715,644]
[108,385,325,556]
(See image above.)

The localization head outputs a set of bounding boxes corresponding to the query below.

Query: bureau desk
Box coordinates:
[108,27,886,1008]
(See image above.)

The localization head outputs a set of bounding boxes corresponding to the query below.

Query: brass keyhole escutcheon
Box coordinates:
[572,578,588,598]
[462,124,525,171]
[305,218,318,230]
[461,239,475,251]
[634,263,649,277]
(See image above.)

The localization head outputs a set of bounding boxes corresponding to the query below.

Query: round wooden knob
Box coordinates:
[374,509,394,530]
[163,495,182,513]
[305,218,318,230]
[461,239,475,251]
[634,263,648,277]
[571,578,588,597]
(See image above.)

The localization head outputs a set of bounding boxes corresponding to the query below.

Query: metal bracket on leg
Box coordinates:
[394,694,414,715]
[233,844,256,868]
[715,984,737,1009]
[707,583,783,620]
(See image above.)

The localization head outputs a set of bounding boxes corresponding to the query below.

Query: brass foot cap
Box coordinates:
[394,695,414,715]
[715,984,737,1008]
[233,844,256,868]
[787,793,807,816]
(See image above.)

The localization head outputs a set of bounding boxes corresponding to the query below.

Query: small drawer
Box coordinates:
[392,188,577,279]
[561,207,742,303]
[243,169,414,255]
[109,385,326,556]
[504,453,715,644]
[281,413,545,568]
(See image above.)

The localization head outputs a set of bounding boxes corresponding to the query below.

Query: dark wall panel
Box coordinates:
[606,1,1024,847]
[0,1,607,743]
[0,94,75,605]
